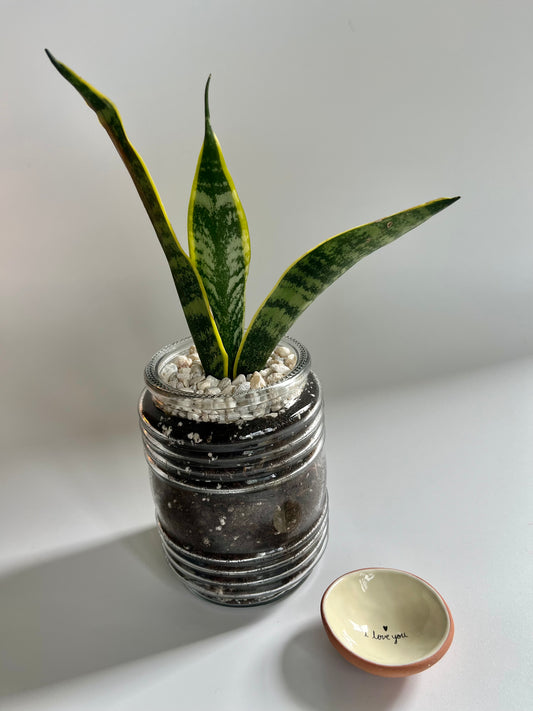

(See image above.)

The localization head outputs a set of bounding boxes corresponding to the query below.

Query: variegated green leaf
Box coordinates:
[188,77,250,374]
[235,197,460,375]
[45,50,228,378]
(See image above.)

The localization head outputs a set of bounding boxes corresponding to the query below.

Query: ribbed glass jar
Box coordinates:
[138,336,328,606]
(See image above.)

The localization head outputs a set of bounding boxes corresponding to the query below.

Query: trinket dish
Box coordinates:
[321,568,454,677]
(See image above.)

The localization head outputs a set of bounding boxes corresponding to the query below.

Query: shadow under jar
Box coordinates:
[139,336,328,606]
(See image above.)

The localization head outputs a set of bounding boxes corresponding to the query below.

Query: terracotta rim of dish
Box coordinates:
[320,567,454,677]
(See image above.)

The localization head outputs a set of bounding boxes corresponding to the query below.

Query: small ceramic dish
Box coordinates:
[321,568,454,677]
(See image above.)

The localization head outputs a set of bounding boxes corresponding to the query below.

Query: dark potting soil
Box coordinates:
[141,373,327,557]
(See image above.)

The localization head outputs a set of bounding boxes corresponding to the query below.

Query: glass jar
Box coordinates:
[138,336,328,606]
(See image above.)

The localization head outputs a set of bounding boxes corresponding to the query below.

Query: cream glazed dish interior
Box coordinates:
[321,568,454,677]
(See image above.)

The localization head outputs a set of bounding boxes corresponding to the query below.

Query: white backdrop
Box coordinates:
[1,3,532,710]
[2,0,531,452]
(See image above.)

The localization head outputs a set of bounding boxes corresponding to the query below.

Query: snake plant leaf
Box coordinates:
[188,77,250,374]
[235,196,460,376]
[45,50,228,378]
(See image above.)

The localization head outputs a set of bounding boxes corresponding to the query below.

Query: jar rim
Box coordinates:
[143,335,311,422]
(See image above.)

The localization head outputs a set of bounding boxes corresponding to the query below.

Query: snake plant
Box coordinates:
[46,50,459,379]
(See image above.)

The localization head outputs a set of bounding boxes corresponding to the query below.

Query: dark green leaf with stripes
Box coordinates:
[235,197,460,375]
[45,50,228,378]
[188,77,250,373]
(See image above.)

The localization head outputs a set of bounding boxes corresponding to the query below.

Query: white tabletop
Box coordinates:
[1,357,531,710]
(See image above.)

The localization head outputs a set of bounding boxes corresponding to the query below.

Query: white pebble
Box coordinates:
[233,382,251,399]
[160,363,178,381]
[267,372,285,385]
[176,355,192,367]
[250,371,266,389]
[270,363,290,375]
[286,353,297,368]
[275,346,291,357]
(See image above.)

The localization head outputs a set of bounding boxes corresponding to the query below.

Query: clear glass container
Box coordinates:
[138,336,328,606]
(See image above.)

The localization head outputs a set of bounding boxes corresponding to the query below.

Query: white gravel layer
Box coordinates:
[156,344,302,423]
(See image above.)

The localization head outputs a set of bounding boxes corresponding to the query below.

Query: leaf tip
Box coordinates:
[204,74,212,123]
[45,49,67,78]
